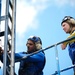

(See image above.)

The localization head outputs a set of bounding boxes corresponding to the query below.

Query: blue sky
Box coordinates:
[0,0,75,75]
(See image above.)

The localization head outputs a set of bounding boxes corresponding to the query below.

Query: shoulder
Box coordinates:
[36,51,45,58]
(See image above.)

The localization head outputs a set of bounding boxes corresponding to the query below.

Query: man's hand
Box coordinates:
[61,44,67,50]
[0,47,4,55]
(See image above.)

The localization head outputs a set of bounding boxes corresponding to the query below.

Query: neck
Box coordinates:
[70,27,75,34]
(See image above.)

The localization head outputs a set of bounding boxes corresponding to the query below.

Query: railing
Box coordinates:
[51,64,75,75]
[16,36,75,61]
[16,36,75,75]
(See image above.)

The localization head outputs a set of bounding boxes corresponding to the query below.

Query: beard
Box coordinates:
[27,47,36,53]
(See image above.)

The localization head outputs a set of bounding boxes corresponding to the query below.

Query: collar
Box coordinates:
[70,30,75,34]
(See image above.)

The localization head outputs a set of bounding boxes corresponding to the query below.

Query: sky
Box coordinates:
[0,0,75,75]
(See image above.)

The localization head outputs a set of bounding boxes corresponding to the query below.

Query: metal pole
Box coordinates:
[51,64,75,75]
[10,0,16,75]
[0,0,2,43]
[55,44,60,75]
[3,0,9,75]
[0,0,1,29]
[0,0,1,18]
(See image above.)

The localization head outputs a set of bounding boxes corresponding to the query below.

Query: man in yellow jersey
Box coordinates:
[61,16,75,75]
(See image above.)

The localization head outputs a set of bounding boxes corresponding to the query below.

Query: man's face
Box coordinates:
[26,40,36,53]
[62,22,71,33]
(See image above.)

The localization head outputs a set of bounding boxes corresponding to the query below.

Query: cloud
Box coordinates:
[16,0,50,37]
